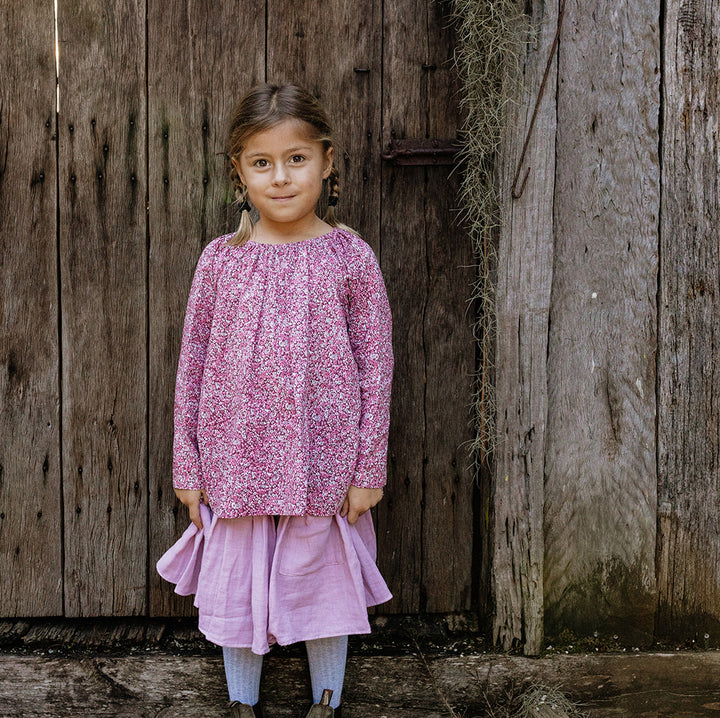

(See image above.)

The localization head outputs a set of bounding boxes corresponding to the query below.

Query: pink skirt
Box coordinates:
[156,503,392,654]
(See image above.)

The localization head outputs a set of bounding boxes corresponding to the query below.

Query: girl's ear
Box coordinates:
[231,156,245,184]
[322,146,334,179]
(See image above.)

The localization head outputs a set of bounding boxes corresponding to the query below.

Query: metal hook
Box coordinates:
[511,0,567,200]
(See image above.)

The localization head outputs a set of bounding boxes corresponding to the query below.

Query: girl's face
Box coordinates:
[232,119,333,234]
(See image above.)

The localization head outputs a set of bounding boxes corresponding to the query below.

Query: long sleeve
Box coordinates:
[172,243,218,490]
[346,245,394,489]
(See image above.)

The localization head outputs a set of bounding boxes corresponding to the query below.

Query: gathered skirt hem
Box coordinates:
[157,503,392,654]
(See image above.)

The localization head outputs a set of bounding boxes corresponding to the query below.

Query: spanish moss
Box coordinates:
[450,0,527,467]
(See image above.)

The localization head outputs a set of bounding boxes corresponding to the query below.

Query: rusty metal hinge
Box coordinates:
[381,139,461,166]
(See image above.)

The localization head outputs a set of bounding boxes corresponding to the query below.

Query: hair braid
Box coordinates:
[323,164,345,229]
[322,165,356,234]
[327,165,340,203]
[228,161,254,246]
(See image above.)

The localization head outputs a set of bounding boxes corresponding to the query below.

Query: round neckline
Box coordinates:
[247,227,337,247]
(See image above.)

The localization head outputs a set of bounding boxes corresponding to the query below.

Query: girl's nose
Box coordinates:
[271,165,289,185]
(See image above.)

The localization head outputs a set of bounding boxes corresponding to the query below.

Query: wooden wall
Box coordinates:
[3,0,720,651]
[0,1,474,617]
[494,0,720,653]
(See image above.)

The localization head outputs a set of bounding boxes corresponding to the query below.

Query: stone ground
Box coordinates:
[1,618,719,717]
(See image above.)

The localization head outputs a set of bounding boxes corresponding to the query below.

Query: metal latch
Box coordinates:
[381,139,461,166]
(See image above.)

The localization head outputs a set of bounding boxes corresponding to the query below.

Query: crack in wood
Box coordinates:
[89,658,141,701]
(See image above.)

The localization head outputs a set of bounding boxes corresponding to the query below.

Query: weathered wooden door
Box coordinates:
[491,0,720,653]
[0,1,474,617]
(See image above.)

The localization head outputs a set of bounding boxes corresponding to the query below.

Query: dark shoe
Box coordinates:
[306,689,340,717]
[228,701,260,718]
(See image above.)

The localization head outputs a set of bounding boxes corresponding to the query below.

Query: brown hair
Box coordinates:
[226,83,354,246]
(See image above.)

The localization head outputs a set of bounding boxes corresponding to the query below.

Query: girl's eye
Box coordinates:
[290,155,305,164]
[254,159,269,168]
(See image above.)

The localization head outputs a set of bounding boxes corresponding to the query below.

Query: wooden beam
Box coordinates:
[657,0,720,638]
[493,1,558,655]
[544,0,660,644]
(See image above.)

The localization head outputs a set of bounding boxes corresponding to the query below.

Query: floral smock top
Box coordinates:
[173,227,393,518]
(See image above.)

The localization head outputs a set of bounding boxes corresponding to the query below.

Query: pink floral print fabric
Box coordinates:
[173,228,393,518]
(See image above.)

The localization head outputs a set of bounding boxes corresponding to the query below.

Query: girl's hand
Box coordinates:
[174,488,207,530]
[341,485,384,525]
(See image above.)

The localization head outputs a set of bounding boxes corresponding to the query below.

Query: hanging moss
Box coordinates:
[450,0,526,467]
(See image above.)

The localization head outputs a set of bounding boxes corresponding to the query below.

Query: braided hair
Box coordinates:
[226,83,356,246]
[228,161,253,244]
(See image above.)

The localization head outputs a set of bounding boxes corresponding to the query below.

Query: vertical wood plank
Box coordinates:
[380,0,474,612]
[378,0,426,612]
[266,0,382,250]
[657,0,720,638]
[0,2,62,615]
[544,0,660,643]
[58,0,147,615]
[147,0,265,617]
[493,2,558,653]
[421,2,475,613]
[379,193,425,613]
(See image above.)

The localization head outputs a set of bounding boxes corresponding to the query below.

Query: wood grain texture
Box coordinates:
[657,0,720,637]
[377,0,426,614]
[0,2,62,615]
[492,2,558,654]
[544,0,660,643]
[0,654,452,717]
[58,0,147,615]
[266,0,382,251]
[4,651,720,716]
[147,0,265,617]
[420,2,475,613]
[379,0,474,612]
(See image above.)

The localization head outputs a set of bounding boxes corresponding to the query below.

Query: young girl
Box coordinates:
[157,83,393,718]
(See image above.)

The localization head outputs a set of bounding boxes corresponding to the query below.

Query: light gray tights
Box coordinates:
[223,635,347,709]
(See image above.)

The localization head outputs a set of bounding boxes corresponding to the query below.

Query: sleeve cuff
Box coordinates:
[351,470,387,489]
[172,477,204,491]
